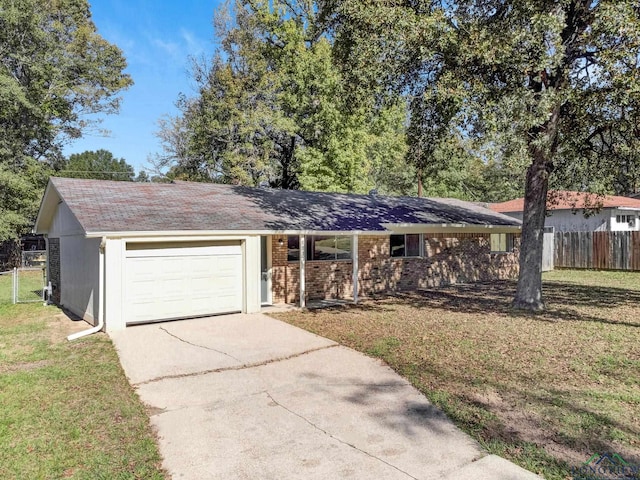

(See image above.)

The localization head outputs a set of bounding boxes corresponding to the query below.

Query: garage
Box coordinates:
[124,242,243,324]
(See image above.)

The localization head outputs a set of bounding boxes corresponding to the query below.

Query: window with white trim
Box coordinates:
[390,234,422,257]
[490,233,514,253]
[287,235,352,261]
[616,214,636,228]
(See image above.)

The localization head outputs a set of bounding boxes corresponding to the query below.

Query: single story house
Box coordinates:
[490,190,640,232]
[35,177,521,332]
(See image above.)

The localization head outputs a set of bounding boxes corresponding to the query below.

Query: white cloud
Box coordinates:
[152,37,181,59]
[180,28,206,56]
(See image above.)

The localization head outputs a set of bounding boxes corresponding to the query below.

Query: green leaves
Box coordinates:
[58,150,136,181]
[331,0,640,196]
[159,0,410,194]
[0,160,49,241]
[0,0,133,240]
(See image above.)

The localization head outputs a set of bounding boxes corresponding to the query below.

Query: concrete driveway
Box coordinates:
[110,313,540,480]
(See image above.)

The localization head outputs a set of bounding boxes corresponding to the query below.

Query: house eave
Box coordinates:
[84,224,521,239]
[381,223,522,234]
[33,182,60,234]
[84,229,387,240]
[614,207,640,212]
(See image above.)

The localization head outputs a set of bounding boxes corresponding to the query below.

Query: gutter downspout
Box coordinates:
[67,237,106,341]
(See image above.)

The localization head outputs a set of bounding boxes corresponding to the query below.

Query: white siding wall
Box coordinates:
[502,209,631,232]
[59,236,100,324]
[104,238,125,331]
[47,202,100,324]
[244,236,262,314]
[502,212,523,222]
[545,210,610,232]
[49,202,83,237]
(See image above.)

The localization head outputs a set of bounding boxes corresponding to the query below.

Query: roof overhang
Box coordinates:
[85,229,387,239]
[381,223,522,234]
[84,224,520,239]
[33,181,61,234]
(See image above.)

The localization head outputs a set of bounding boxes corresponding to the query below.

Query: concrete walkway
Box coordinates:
[110,313,541,480]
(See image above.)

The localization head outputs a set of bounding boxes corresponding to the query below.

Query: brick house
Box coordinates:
[34,177,521,332]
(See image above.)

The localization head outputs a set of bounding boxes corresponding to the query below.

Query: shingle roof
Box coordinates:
[45,177,520,234]
[490,190,640,213]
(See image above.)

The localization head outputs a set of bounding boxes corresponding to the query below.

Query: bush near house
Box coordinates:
[272,270,640,480]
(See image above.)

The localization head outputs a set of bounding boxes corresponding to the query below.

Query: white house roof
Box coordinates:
[35,178,521,236]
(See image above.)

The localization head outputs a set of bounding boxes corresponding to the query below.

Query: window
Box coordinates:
[390,234,422,257]
[287,235,352,261]
[616,214,636,228]
[490,233,514,253]
[287,236,300,262]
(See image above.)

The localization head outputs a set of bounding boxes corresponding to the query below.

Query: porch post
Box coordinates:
[299,234,306,308]
[352,234,359,304]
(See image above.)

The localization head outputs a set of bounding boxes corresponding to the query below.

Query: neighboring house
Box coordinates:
[490,190,640,232]
[35,178,521,332]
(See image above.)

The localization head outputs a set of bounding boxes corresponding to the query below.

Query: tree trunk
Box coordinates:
[512,151,549,311]
[278,136,299,190]
[417,166,423,197]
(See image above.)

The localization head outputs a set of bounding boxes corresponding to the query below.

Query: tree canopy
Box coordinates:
[155,0,412,195]
[57,149,136,181]
[0,0,132,240]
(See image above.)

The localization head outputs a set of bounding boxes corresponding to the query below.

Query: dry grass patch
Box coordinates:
[271,270,640,479]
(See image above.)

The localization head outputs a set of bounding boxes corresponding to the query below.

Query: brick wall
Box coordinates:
[48,238,61,303]
[271,233,519,304]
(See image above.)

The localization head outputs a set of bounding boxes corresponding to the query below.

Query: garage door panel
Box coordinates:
[162,259,184,275]
[125,243,243,324]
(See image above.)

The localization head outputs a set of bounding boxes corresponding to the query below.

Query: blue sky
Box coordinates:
[62,0,223,173]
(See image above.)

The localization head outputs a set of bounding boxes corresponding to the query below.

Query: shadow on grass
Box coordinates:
[465,379,640,466]
[398,361,640,473]
[311,281,640,329]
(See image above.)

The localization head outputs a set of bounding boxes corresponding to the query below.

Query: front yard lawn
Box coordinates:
[0,303,166,479]
[271,270,640,480]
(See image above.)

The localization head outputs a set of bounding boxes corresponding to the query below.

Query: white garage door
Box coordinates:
[125,242,243,324]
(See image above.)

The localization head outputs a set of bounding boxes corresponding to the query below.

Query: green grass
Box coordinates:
[271,270,640,480]
[0,303,166,479]
[0,268,45,304]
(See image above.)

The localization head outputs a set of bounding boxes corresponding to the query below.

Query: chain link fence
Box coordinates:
[0,268,46,304]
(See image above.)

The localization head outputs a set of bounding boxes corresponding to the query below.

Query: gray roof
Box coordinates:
[41,177,520,234]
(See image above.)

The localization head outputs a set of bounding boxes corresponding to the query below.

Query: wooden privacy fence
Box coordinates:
[554,231,640,271]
